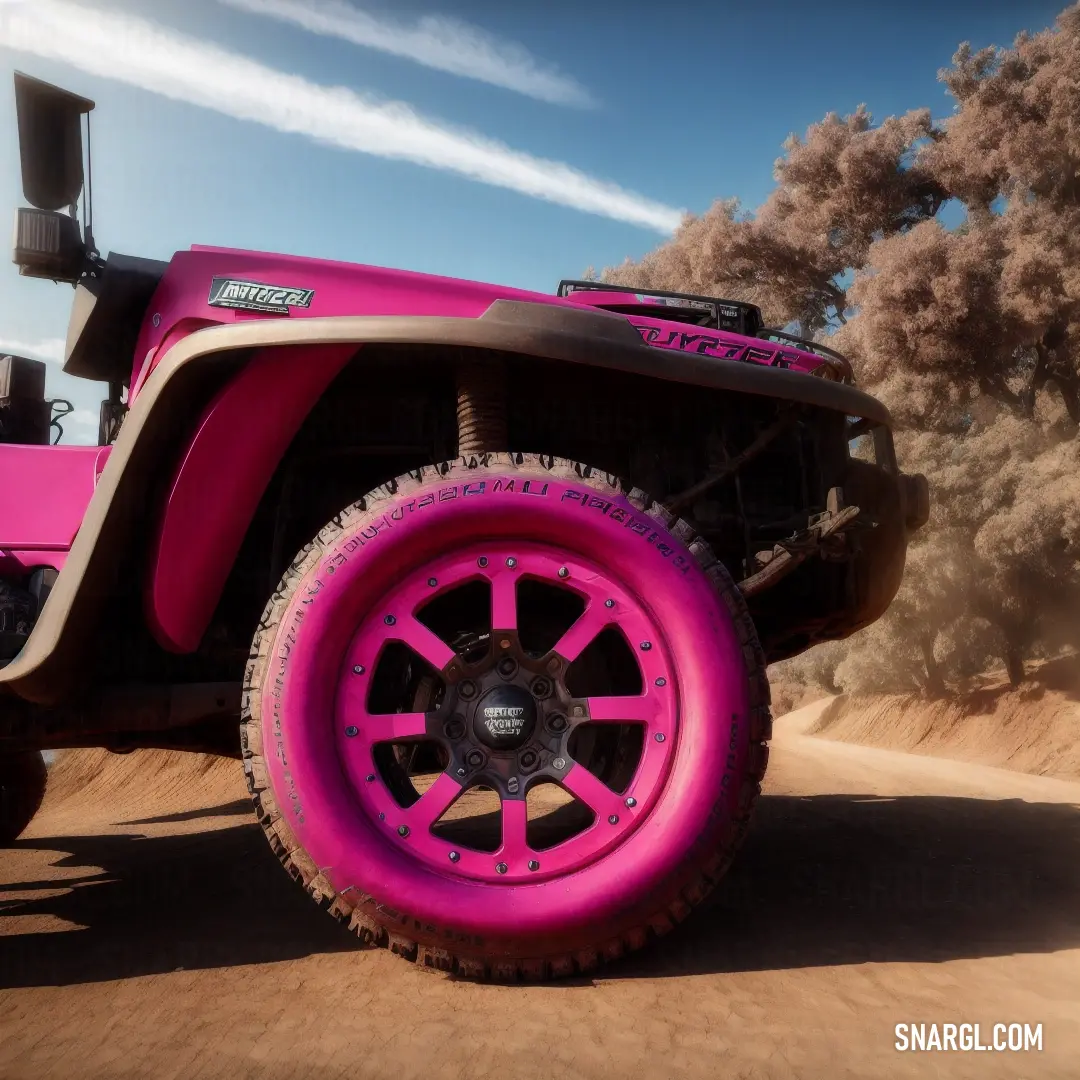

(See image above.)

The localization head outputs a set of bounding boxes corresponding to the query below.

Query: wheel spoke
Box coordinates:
[392,616,457,672]
[340,680,433,744]
[585,695,660,725]
[405,771,461,830]
[489,568,518,631]
[381,712,431,741]
[560,763,624,823]
[499,797,530,862]
[552,602,611,663]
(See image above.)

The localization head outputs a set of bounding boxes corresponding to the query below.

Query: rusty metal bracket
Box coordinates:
[739,504,862,598]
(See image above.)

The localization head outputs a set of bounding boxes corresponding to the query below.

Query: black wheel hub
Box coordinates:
[415,633,584,800]
[472,684,538,751]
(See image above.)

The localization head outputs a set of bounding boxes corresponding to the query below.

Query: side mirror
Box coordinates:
[15,71,95,212]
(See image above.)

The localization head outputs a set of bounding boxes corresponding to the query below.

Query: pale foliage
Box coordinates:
[610,4,1080,692]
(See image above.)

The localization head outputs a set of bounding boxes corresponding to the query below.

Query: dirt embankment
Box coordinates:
[808,655,1080,781]
[39,748,246,833]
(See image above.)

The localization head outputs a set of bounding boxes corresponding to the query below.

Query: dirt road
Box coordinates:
[2,701,1079,1080]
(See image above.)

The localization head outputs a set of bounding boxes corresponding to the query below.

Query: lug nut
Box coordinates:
[459,680,478,699]
[531,677,551,698]
[495,862,508,875]
[519,749,538,770]
[548,714,567,733]
[444,717,466,740]
[497,657,517,677]
[466,749,485,767]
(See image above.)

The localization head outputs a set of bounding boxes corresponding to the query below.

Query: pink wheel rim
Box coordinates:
[333,541,678,885]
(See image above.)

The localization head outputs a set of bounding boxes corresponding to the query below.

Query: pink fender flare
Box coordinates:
[145,342,357,652]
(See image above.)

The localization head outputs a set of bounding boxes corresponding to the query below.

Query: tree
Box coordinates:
[917,6,1080,420]
[893,415,1080,686]
[603,3,1080,691]
[603,108,945,336]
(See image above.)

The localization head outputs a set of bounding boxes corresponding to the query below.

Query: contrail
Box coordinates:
[218,0,596,108]
[0,1,682,233]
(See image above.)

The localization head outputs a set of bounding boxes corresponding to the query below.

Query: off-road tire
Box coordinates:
[241,454,771,980]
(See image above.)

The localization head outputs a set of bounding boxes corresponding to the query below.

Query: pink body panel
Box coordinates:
[0,445,110,557]
[127,249,834,654]
[1,245,833,652]
[127,247,827,398]
[145,342,357,653]
[128,248,557,399]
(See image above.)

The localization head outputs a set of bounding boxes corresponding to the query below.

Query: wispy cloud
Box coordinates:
[54,407,99,444]
[218,0,595,108]
[0,1,681,233]
[65,407,98,429]
[0,337,66,365]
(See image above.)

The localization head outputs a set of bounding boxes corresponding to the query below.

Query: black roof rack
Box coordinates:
[755,328,854,384]
[557,280,764,335]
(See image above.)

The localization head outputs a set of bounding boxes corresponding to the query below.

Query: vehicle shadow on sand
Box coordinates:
[119,799,256,826]
[1,792,1078,988]
[610,791,1080,980]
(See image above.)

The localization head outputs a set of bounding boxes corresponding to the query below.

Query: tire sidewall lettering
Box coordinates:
[314,481,694,577]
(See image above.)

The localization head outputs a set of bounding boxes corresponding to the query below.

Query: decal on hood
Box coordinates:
[208,277,315,315]
[631,321,814,373]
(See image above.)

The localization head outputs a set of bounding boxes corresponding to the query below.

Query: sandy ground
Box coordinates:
[2,701,1080,1080]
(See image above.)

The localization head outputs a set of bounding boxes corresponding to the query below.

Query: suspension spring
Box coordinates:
[455,355,508,455]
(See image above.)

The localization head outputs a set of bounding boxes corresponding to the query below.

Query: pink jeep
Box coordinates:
[0,74,928,979]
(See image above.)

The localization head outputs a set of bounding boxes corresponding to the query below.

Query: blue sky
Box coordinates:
[0,0,1066,442]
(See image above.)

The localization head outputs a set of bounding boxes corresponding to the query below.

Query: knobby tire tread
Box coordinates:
[240,453,771,981]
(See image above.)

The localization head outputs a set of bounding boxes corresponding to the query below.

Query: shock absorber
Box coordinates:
[455,353,508,456]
